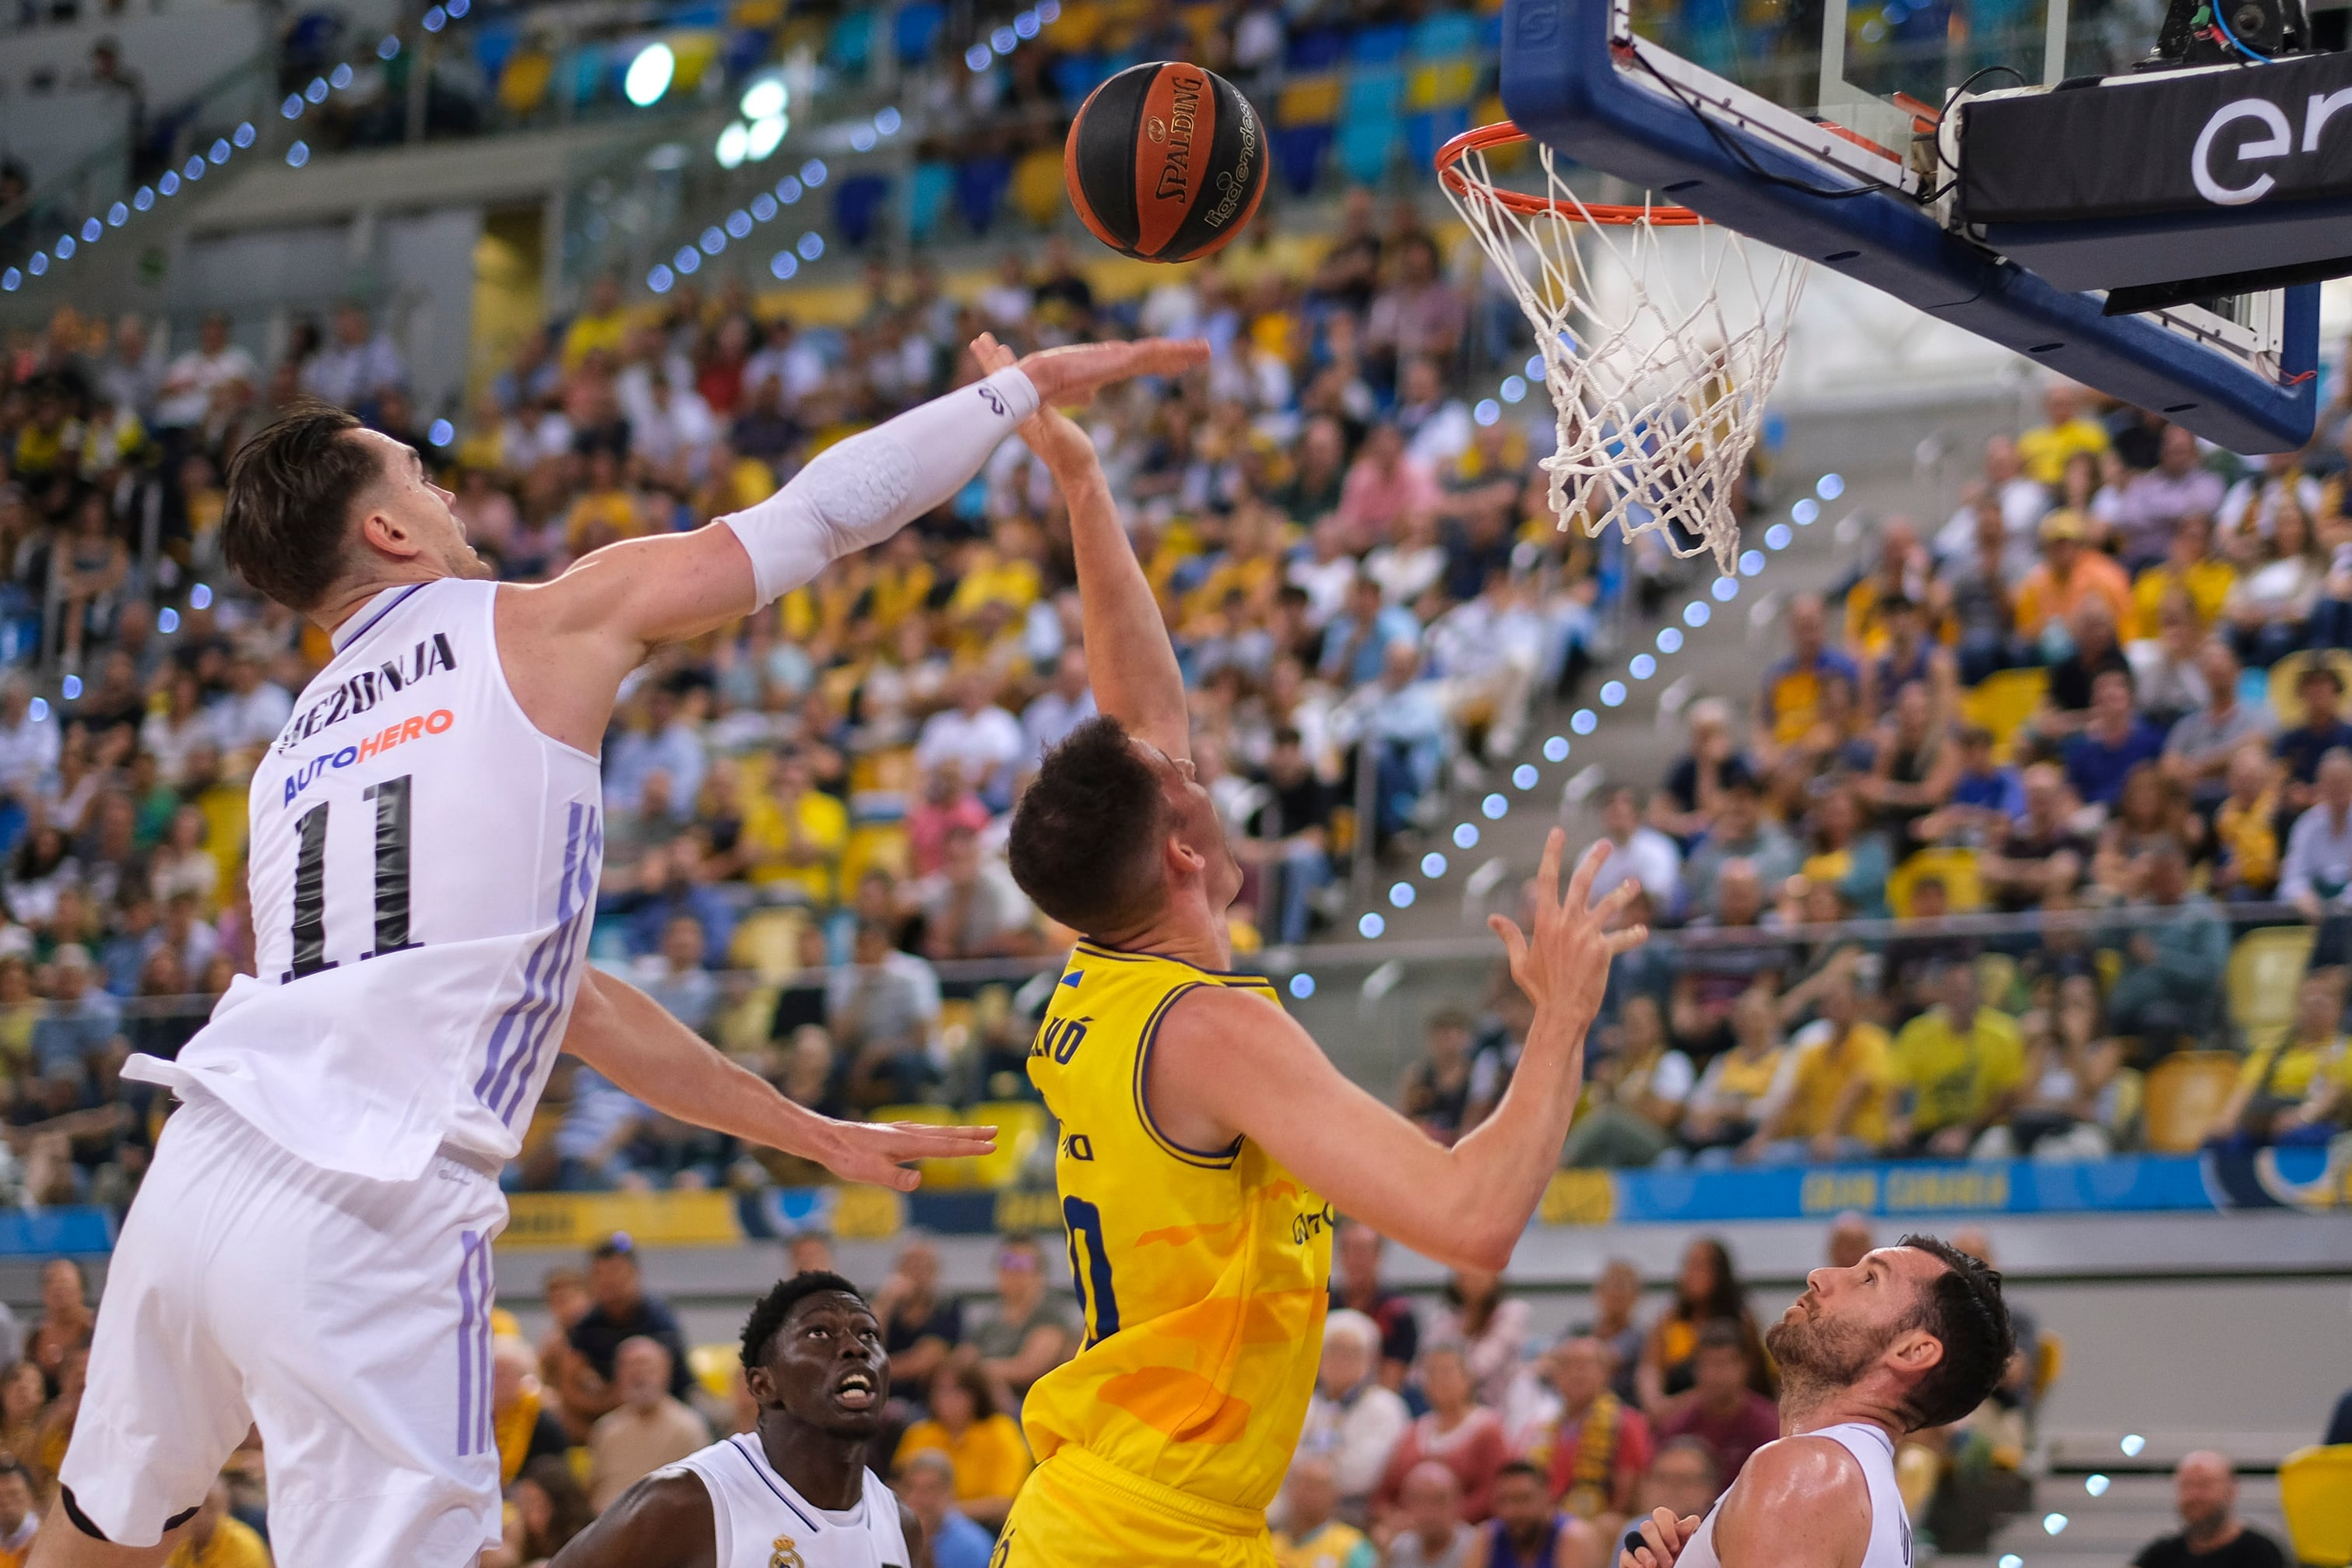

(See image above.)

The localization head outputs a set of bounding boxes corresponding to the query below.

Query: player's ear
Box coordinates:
[1888,1326,1945,1379]
[355,503,422,561]
[745,1364,777,1405]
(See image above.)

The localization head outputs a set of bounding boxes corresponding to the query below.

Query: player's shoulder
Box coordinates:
[550,1464,717,1568]
[1729,1432,1873,1510]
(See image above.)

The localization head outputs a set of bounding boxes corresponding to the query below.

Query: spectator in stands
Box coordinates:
[2018,381,2110,487]
[916,672,1025,812]
[0,1458,33,1561]
[1984,974,2129,1158]
[2104,838,2229,1060]
[1341,639,1450,843]
[2130,512,2233,638]
[1301,1310,1412,1523]
[162,1478,267,1568]
[895,1449,994,1568]
[1243,725,1338,944]
[1680,779,1801,918]
[499,1454,595,1564]
[2164,639,2270,803]
[301,301,407,413]
[1979,763,2090,912]
[1375,1345,1508,1524]
[2211,741,2286,900]
[1561,996,1690,1169]
[2222,498,2325,667]
[873,1236,962,1405]
[1890,962,2026,1158]
[1385,1461,1474,1568]
[1592,786,1682,912]
[2282,749,2352,956]
[152,312,255,439]
[1746,964,1891,1163]
[828,919,943,1109]
[2014,511,2131,662]
[635,914,718,1038]
[585,1336,709,1511]
[969,1233,1077,1408]
[1654,1320,1781,1484]
[2273,666,2352,810]
[2206,971,2351,1151]
[1400,1009,1481,1146]
[1678,986,1788,1164]
[1654,698,1752,846]
[1569,1260,1647,1409]
[1463,1460,1600,1568]
[2063,669,2164,810]
[1331,1222,1420,1392]
[1637,1436,1723,1528]
[550,1064,652,1191]
[2113,427,2227,572]
[1323,573,1423,691]
[1517,1334,1648,1530]
[565,1237,694,1421]
[913,825,1037,961]
[1425,1268,1531,1415]
[1274,1454,1376,1568]
[491,1336,571,1487]
[2129,1451,2287,1568]
[1755,596,1859,768]
[894,1362,1031,1530]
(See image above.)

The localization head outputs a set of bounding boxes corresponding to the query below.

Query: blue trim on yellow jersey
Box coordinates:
[1129,981,1246,1169]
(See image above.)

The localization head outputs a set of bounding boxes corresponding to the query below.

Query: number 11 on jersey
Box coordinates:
[285,773,420,983]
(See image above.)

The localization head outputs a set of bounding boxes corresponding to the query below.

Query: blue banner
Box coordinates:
[0,1208,114,1255]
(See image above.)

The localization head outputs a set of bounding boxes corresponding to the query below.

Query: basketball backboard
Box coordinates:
[1493,0,2323,452]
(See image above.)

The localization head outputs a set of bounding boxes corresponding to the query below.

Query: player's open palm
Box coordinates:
[969,330,1208,412]
[1487,829,1647,1030]
[970,334,1098,474]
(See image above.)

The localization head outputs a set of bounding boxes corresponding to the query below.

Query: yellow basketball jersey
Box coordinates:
[1019,939,1333,1514]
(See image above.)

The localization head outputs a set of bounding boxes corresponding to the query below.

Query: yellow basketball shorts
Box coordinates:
[996,1446,1276,1568]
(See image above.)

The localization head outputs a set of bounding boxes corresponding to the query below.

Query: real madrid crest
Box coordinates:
[768,1535,804,1568]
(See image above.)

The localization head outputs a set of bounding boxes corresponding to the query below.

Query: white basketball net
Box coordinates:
[1441,138,1806,575]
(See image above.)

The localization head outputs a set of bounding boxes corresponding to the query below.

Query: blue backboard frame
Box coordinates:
[1493,0,2320,453]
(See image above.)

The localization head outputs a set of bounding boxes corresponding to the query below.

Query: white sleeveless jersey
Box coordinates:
[670,1435,912,1568]
[123,578,604,1182]
[1674,1423,1911,1568]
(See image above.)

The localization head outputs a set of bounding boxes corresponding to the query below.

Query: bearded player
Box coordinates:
[972,341,1649,1568]
[38,333,1203,1568]
[1619,1237,2014,1568]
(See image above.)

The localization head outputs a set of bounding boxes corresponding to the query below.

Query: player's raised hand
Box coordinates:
[814,1118,997,1193]
[969,331,1208,410]
[1619,1508,1702,1568]
[971,333,1102,476]
[1486,830,1648,1028]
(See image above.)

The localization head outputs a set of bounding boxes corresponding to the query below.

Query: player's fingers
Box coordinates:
[888,1124,999,1155]
[1592,876,1642,923]
[1603,924,1651,955]
[1563,835,1606,913]
[969,332,1014,374]
[1534,828,1564,913]
[1486,913,1528,975]
[892,1121,997,1141]
[1123,336,1211,375]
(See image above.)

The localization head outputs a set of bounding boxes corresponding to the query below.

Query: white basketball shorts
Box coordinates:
[61,1093,510,1568]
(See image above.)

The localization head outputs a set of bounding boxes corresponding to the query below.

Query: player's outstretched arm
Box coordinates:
[546,1469,715,1568]
[972,333,1192,763]
[1153,832,1644,1270]
[499,336,1208,754]
[562,967,993,1191]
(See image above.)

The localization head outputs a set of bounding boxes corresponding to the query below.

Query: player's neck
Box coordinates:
[1092,901,1230,971]
[758,1415,867,1512]
[1777,1380,1902,1443]
[311,565,447,641]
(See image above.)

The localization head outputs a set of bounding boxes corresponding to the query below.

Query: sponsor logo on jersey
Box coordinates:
[276,632,458,751]
[283,708,456,807]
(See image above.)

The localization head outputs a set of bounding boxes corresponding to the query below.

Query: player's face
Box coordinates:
[1767,1246,1939,1387]
[350,429,491,583]
[1136,739,1243,914]
[753,1292,888,1440]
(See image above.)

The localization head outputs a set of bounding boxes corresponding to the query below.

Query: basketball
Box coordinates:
[1063,61,1267,264]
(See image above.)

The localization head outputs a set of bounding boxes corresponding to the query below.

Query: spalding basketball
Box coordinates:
[1063,62,1267,264]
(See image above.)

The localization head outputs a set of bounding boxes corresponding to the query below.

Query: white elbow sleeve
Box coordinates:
[721,366,1039,605]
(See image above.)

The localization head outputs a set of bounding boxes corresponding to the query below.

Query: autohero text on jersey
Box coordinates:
[283,708,456,807]
[275,632,459,754]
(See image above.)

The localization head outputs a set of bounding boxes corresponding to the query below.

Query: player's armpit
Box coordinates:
[1147,986,1522,1271]
[545,1469,718,1568]
[1706,1436,1871,1568]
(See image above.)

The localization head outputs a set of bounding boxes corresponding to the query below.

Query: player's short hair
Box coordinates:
[222,400,382,613]
[740,1269,865,1371]
[1008,715,1168,935]
[1895,1233,2016,1431]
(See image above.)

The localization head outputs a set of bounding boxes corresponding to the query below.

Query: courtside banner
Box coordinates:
[1958,51,2352,223]
[501,1190,744,1248]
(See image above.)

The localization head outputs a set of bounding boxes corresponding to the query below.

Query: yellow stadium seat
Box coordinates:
[2095,947,2122,997]
[2142,1050,2241,1152]
[2269,649,2352,727]
[1405,58,1478,111]
[666,29,721,91]
[1010,146,1067,229]
[1886,848,1983,919]
[2281,1445,2352,1566]
[2227,925,2316,1036]
[1277,74,1344,126]
[715,984,780,1054]
[1959,667,2048,759]
[497,50,554,117]
[849,746,918,797]
[962,1099,1050,1190]
[687,1343,740,1402]
[839,823,910,893]
[2032,1332,2062,1400]
[1974,951,2020,1012]
[729,907,808,983]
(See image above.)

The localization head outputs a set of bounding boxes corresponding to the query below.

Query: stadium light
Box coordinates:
[624,42,676,107]
[740,77,787,121]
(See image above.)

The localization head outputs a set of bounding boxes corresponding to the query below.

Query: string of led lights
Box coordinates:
[1261,466,1848,1003]
[637,0,1063,297]
[0,1,484,299]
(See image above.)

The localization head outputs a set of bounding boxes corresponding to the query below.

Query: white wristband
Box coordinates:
[721,366,1040,606]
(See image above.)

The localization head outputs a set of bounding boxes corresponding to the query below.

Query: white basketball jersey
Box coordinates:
[670,1435,912,1568]
[1673,1423,1911,1568]
[123,578,603,1182]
